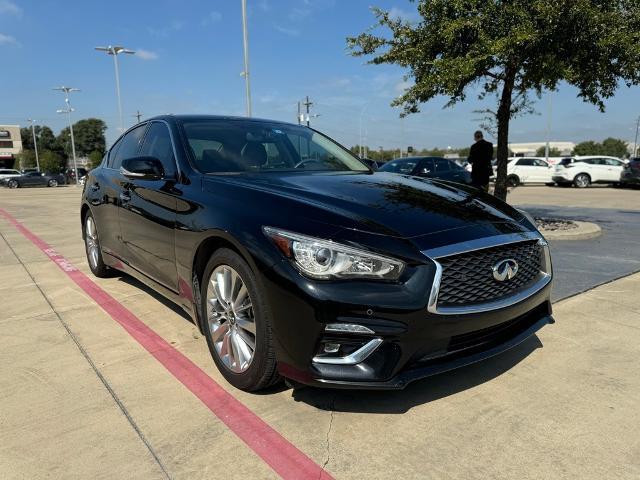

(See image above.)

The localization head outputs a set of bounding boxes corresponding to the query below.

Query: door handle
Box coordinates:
[119,191,131,203]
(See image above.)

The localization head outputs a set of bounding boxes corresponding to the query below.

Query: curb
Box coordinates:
[540,220,601,241]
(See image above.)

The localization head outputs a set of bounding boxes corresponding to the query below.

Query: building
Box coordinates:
[0,125,23,168]
[508,141,575,157]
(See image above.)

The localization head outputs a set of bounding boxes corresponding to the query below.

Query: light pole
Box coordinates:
[95,45,135,132]
[359,101,371,158]
[545,92,552,163]
[27,118,40,171]
[633,116,640,158]
[53,86,80,186]
[240,0,252,117]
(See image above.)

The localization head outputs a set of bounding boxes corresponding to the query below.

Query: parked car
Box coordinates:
[81,115,553,391]
[378,156,472,184]
[620,157,640,187]
[552,156,625,188]
[502,157,555,186]
[65,167,88,184]
[0,168,22,181]
[4,171,65,188]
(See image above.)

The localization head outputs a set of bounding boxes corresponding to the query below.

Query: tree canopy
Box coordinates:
[535,146,562,157]
[573,138,629,157]
[348,0,640,200]
[58,118,107,158]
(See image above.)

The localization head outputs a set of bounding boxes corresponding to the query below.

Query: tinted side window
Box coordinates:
[517,159,535,166]
[380,160,418,174]
[434,158,450,172]
[533,159,549,167]
[111,125,146,169]
[604,158,622,166]
[139,122,176,177]
[420,158,435,172]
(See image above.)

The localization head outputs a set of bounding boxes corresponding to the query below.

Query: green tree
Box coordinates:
[573,141,602,156]
[535,146,562,157]
[16,149,37,170]
[348,1,640,201]
[20,125,58,152]
[601,137,629,157]
[57,118,107,158]
[87,150,104,169]
[39,150,65,173]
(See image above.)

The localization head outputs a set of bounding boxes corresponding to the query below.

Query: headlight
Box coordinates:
[263,227,404,280]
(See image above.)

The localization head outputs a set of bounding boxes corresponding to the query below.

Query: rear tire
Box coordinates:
[574,173,591,188]
[506,175,520,187]
[8,179,18,188]
[201,248,279,391]
[84,211,109,278]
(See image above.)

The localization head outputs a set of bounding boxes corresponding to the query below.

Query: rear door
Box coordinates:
[118,121,179,291]
[602,158,624,182]
[97,124,147,259]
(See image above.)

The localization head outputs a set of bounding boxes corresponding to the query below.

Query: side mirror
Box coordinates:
[121,156,164,180]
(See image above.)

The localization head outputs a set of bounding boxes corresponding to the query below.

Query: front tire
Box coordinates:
[48,179,58,187]
[84,212,109,277]
[201,248,279,391]
[8,179,18,188]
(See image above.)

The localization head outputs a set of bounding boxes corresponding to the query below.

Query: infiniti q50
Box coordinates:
[81,115,553,391]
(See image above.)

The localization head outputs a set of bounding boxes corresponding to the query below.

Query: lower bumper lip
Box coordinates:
[312,314,553,390]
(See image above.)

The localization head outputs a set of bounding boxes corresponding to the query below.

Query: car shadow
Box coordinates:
[291,335,542,414]
[115,274,195,325]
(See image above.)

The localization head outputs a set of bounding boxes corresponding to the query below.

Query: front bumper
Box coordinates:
[260,238,553,390]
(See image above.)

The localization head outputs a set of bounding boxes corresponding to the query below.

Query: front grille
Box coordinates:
[436,240,542,308]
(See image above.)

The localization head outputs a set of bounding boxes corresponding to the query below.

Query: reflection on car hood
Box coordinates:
[207,171,528,238]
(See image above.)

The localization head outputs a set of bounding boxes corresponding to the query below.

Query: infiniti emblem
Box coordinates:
[492,258,519,282]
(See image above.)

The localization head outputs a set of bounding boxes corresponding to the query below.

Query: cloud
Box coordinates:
[201,10,222,26]
[0,1,21,16]
[147,20,184,37]
[0,33,19,46]
[388,6,419,23]
[274,24,300,37]
[136,49,159,60]
[257,0,270,12]
[289,0,335,21]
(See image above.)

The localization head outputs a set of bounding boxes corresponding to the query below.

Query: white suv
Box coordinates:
[0,169,21,180]
[503,157,554,186]
[553,156,625,188]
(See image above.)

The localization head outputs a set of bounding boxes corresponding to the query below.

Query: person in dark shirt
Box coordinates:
[468,130,493,192]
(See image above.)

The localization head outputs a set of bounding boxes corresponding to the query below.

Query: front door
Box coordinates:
[118,121,179,291]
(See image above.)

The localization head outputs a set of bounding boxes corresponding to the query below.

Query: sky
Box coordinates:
[1,0,640,151]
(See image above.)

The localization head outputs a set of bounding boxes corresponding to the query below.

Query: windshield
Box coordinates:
[181,119,369,174]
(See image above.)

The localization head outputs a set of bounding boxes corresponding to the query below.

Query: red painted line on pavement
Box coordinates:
[0,208,333,480]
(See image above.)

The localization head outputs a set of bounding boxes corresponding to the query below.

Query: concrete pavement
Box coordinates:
[1,186,639,479]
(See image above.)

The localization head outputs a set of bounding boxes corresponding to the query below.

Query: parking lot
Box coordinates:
[1,185,639,480]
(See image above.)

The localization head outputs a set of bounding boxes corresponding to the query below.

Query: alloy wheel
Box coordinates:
[575,174,590,188]
[85,216,100,270]
[49,179,58,187]
[207,265,256,373]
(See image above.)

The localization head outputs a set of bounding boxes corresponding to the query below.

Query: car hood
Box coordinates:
[206,171,528,239]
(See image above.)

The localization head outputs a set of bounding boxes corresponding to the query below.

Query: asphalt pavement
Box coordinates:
[519,205,640,301]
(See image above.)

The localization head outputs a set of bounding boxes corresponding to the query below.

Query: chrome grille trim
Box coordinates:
[424,233,552,315]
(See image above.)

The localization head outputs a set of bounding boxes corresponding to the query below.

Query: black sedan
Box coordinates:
[378,156,472,184]
[4,171,65,188]
[81,115,553,391]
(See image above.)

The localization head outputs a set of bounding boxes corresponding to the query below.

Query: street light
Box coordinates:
[27,118,40,172]
[53,86,80,185]
[95,45,135,132]
[240,0,252,117]
[633,116,640,158]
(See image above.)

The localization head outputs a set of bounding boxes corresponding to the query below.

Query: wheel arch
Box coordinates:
[190,231,261,334]
[80,203,91,239]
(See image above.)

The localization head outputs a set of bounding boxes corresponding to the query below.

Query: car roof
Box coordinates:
[146,114,301,129]
[390,156,448,161]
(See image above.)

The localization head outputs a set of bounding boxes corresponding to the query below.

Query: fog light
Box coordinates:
[325,323,375,334]
[324,343,341,353]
